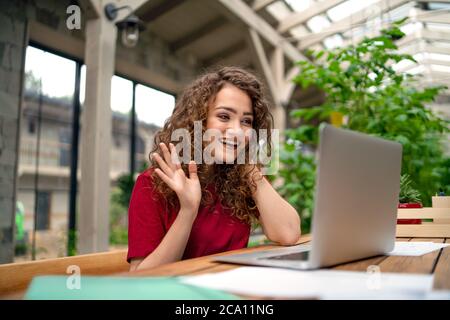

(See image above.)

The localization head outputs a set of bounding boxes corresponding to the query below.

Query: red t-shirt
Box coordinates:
[127,168,253,263]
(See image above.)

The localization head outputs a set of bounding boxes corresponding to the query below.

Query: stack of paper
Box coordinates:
[388,242,449,256]
[180,267,435,300]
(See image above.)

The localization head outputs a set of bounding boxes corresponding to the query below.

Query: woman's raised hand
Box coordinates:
[152,143,202,212]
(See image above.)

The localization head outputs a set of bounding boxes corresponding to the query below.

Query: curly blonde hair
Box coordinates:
[149,66,274,225]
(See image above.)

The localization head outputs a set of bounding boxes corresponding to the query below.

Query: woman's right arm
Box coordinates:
[129,206,197,272]
[129,142,201,272]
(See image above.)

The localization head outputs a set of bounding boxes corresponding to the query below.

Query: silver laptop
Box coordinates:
[214,124,402,270]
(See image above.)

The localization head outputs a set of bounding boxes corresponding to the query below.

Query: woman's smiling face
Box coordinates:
[206,83,254,163]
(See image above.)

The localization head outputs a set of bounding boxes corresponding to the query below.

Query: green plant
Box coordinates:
[67,228,78,256]
[110,163,149,245]
[110,186,129,245]
[399,174,422,204]
[276,143,316,235]
[112,173,135,209]
[280,20,449,233]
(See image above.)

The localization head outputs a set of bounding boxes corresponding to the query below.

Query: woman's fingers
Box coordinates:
[169,143,182,170]
[188,161,198,180]
[160,143,176,170]
[152,152,172,177]
[154,168,173,189]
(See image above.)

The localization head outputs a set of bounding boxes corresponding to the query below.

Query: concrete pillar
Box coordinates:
[269,47,286,132]
[78,14,117,254]
[0,8,27,263]
[271,105,286,132]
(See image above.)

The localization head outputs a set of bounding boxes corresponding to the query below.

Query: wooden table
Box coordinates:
[2,235,449,299]
[125,235,450,298]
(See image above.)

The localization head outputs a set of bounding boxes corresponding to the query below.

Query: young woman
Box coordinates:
[127,66,301,271]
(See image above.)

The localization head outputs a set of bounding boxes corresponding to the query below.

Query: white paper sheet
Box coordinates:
[320,290,450,300]
[180,267,434,299]
[387,242,450,256]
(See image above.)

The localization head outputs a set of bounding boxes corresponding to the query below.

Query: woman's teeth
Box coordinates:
[222,140,238,149]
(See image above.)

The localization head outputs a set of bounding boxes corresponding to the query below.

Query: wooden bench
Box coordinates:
[0,249,128,298]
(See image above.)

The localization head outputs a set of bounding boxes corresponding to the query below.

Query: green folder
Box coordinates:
[25,275,240,300]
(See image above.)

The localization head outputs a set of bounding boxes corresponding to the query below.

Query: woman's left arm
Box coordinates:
[250,168,301,246]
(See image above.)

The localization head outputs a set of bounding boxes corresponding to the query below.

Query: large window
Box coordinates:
[110,75,133,177]
[17,46,77,261]
[16,44,176,262]
[135,84,175,171]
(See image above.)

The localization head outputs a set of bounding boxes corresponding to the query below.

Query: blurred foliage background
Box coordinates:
[277,19,449,234]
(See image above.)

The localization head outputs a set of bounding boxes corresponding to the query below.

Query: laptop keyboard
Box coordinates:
[264,250,310,261]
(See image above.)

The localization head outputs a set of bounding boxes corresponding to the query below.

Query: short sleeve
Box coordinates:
[127,170,166,263]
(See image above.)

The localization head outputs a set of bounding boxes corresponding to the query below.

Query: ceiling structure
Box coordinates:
[131,0,450,115]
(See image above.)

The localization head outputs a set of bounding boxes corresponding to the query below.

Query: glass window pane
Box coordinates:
[323,34,343,49]
[110,76,132,177]
[109,76,132,250]
[266,1,291,20]
[327,0,378,22]
[306,15,331,33]
[285,0,313,13]
[135,85,175,127]
[135,84,175,171]
[17,46,77,261]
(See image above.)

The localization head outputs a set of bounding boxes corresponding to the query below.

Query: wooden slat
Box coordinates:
[0,250,128,297]
[377,238,444,277]
[277,0,345,33]
[398,208,450,219]
[432,238,450,290]
[298,0,408,50]
[252,0,278,11]
[396,225,450,238]
[216,0,307,62]
[248,28,279,103]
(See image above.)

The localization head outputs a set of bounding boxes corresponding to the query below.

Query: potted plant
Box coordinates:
[398,174,422,224]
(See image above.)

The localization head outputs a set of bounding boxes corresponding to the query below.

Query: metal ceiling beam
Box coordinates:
[336,7,448,48]
[396,29,450,48]
[252,0,278,11]
[398,60,450,74]
[297,0,408,50]
[425,59,450,67]
[216,0,307,62]
[401,41,450,56]
[419,12,450,25]
[416,0,450,3]
[248,28,279,102]
[423,70,450,83]
[277,0,345,34]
